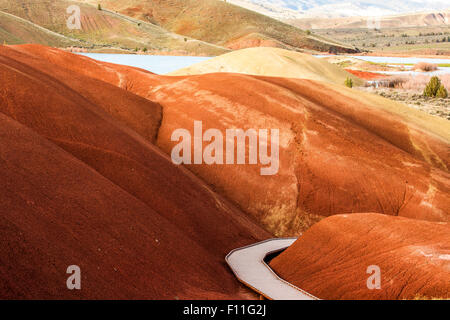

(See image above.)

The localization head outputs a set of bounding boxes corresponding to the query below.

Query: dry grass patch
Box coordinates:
[413,62,438,72]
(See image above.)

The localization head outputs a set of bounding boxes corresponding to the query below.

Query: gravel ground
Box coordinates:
[359,87,450,120]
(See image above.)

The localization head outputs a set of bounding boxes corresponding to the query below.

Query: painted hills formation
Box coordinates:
[270,213,450,300]
[0,0,228,55]
[3,45,449,239]
[0,0,356,54]
[81,0,356,52]
[168,47,362,85]
[0,44,271,299]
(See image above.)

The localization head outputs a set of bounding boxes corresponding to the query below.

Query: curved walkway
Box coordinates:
[226,238,319,300]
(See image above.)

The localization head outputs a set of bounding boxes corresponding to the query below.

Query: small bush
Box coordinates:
[345,77,353,88]
[382,76,408,88]
[436,85,448,98]
[424,76,442,97]
[413,62,438,72]
[394,74,450,92]
[98,4,102,10]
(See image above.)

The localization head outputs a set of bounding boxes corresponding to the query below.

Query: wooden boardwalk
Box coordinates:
[226,238,319,300]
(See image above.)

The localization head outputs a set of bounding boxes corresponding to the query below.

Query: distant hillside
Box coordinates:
[289,10,450,30]
[0,11,79,46]
[169,47,363,86]
[0,0,228,55]
[77,0,357,53]
[228,0,450,20]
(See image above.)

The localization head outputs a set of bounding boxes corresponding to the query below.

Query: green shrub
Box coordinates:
[344,77,353,88]
[436,85,448,98]
[423,76,441,97]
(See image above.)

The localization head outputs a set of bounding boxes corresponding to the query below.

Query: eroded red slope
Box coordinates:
[270,213,450,300]
[0,46,270,299]
[5,45,450,237]
[344,69,387,80]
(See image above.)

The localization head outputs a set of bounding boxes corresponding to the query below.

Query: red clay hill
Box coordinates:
[0,45,270,299]
[5,44,449,237]
[270,213,450,300]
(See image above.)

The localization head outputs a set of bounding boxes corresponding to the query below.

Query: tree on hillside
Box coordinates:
[423,76,448,98]
[436,85,448,98]
[345,77,353,88]
[423,76,442,97]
